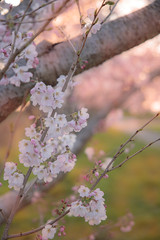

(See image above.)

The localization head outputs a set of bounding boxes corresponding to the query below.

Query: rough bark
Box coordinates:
[0,0,160,122]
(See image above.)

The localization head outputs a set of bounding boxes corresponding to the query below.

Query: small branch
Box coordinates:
[0,18,60,24]
[0,0,58,23]
[101,0,120,24]
[75,0,83,27]
[11,0,33,53]
[90,112,160,190]
[7,210,70,239]
[58,27,77,53]
[111,138,160,171]
[15,0,58,19]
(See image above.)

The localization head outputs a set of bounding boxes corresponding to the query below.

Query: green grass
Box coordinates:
[0,120,160,240]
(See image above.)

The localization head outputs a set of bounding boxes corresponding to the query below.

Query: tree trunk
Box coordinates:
[0,0,160,122]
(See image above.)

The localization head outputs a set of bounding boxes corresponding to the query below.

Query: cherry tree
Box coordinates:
[0,0,160,240]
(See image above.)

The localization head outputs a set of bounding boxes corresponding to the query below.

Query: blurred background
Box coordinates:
[0,0,160,239]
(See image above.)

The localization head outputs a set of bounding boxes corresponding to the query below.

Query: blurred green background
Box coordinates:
[0,111,160,240]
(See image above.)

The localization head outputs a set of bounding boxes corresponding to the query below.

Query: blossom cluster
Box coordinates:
[82,8,101,36]
[4,78,89,189]
[4,162,24,191]
[70,186,107,225]
[30,82,64,113]
[82,1,116,36]
[83,147,112,183]
[1,1,110,236]
[41,223,66,240]
[0,31,38,86]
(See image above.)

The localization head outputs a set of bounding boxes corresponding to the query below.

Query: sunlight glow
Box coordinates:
[5,0,21,7]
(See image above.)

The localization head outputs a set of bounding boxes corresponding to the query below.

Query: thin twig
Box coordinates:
[11,0,33,53]
[7,210,70,239]
[58,27,77,53]
[75,0,83,27]
[15,0,58,19]
[0,0,58,23]
[0,18,59,24]
[110,138,160,171]
[101,0,120,24]
[90,112,160,190]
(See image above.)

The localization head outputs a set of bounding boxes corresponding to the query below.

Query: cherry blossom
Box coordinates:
[78,185,90,197]
[32,165,48,181]
[8,172,24,191]
[49,162,60,179]
[70,200,88,217]
[55,152,77,174]
[4,162,17,180]
[0,30,38,87]
[57,75,66,87]
[92,188,104,200]
[25,124,39,139]
[24,44,37,60]
[68,108,89,132]
[19,139,42,167]
[13,66,33,83]
[82,8,102,36]
[70,186,107,225]
[40,143,54,161]
[30,82,65,113]
[42,224,57,240]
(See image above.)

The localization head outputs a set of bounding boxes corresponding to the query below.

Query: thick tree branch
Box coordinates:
[37,0,160,83]
[0,0,160,122]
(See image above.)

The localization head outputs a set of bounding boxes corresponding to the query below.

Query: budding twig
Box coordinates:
[90,112,160,190]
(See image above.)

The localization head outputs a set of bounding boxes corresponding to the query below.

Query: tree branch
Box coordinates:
[6,116,160,239]
[0,0,160,122]
[0,66,159,225]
